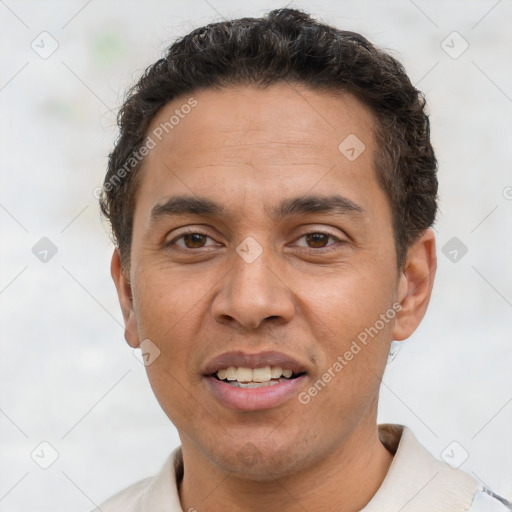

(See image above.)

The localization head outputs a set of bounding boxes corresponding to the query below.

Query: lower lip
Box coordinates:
[205,375,307,411]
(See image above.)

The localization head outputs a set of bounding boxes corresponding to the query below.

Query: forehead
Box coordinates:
[145,84,375,163]
[133,84,386,225]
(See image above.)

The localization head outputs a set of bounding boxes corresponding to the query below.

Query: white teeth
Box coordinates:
[231,380,280,388]
[227,378,292,388]
[271,366,283,378]
[215,366,296,382]
[225,366,237,381]
[252,366,271,382]
[236,367,253,383]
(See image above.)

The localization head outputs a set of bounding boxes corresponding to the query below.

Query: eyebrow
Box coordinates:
[149,194,366,225]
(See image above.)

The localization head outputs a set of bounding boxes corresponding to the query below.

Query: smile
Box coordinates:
[203,350,309,411]
[215,366,300,388]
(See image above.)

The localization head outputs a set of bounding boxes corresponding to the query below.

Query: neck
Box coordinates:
[179,422,394,512]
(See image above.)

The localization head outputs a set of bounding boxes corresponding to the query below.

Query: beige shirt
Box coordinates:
[95,424,509,511]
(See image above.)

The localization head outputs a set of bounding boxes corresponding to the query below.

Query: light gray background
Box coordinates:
[1,1,511,510]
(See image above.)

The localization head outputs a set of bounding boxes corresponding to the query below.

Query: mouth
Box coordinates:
[212,365,305,388]
[203,351,308,411]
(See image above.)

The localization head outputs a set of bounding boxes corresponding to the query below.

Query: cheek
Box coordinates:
[297,282,394,428]
[130,262,227,416]
[132,262,206,339]
[298,267,396,403]
[303,267,394,336]
[145,360,211,432]
[131,267,202,389]
[136,290,206,429]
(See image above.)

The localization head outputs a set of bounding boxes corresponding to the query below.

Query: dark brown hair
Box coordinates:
[100,8,438,272]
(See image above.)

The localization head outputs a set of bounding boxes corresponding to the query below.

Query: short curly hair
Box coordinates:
[100,8,438,272]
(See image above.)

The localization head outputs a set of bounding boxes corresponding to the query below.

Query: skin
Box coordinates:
[111,84,437,511]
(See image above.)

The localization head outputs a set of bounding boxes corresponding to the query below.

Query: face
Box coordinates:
[112,84,435,479]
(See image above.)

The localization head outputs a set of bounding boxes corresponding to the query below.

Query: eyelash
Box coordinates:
[166,229,344,254]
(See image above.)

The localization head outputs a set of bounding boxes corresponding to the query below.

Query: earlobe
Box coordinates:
[110,249,141,349]
[392,229,437,341]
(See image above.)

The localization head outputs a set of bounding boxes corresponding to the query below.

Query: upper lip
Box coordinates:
[203,350,308,376]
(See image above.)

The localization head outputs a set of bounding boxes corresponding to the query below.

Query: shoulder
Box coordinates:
[468,488,512,512]
[367,425,512,512]
[91,447,184,512]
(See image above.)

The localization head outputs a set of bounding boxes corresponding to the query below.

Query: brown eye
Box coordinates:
[305,233,331,248]
[168,231,217,250]
[293,231,345,253]
[182,233,208,248]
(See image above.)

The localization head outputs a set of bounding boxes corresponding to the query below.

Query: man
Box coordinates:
[97,8,511,512]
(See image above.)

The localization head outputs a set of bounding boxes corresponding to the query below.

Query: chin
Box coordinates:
[204,430,316,481]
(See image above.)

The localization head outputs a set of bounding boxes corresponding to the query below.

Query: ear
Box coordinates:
[392,229,437,341]
[110,249,140,348]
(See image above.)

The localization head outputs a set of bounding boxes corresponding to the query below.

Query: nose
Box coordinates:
[211,247,295,330]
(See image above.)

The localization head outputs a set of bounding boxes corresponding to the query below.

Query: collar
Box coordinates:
[362,424,480,511]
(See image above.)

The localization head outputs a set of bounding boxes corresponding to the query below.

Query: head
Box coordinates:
[103,8,437,480]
